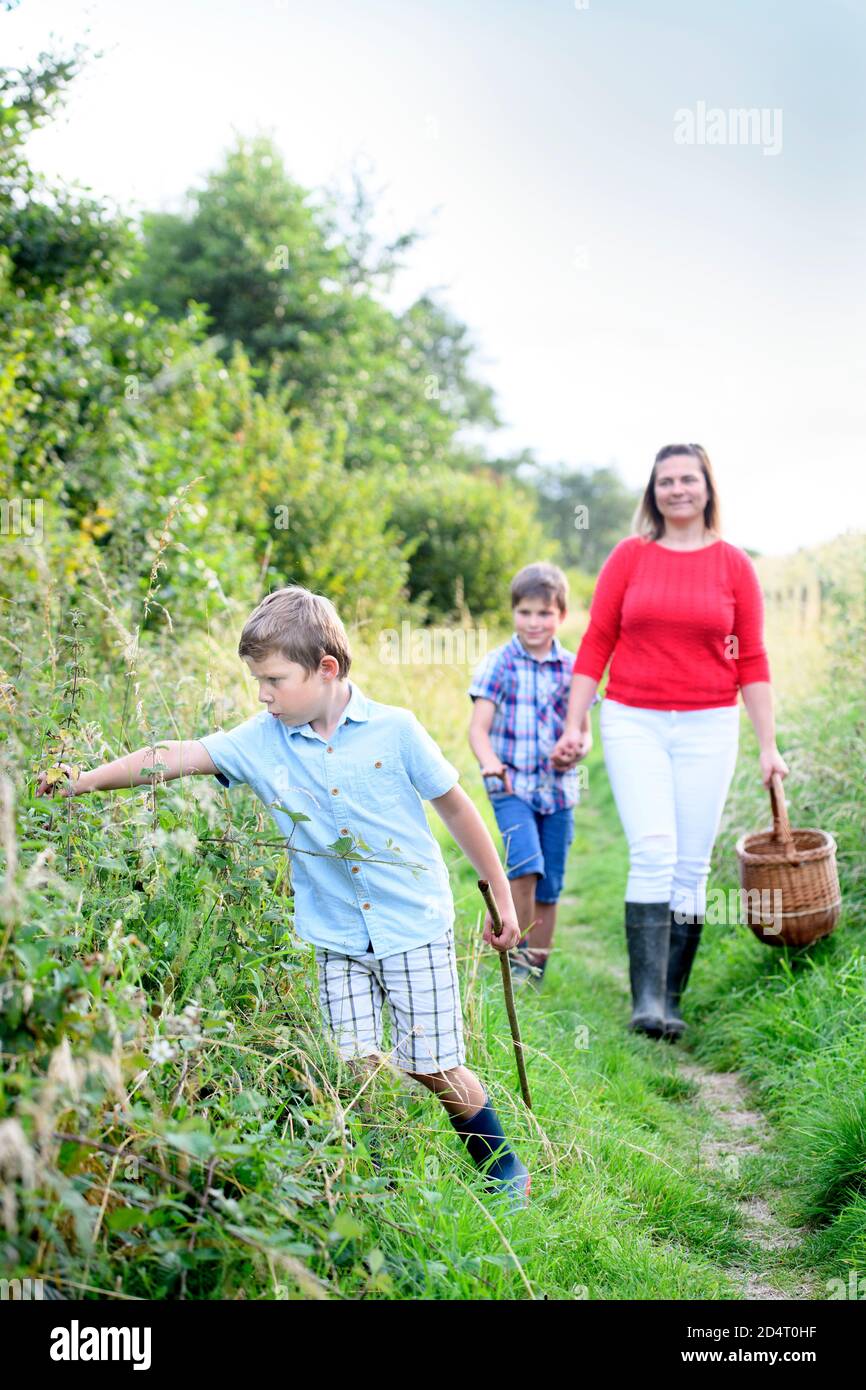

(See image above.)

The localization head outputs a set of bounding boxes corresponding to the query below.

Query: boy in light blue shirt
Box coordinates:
[37,586,530,1205]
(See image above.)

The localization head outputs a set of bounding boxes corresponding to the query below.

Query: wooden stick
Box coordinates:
[477,880,532,1110]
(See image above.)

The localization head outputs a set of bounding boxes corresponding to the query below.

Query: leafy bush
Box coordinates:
[386,466,548,622]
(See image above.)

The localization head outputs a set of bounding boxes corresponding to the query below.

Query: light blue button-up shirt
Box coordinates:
[198,681,460,959]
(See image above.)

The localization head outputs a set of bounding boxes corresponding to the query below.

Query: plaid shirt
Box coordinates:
[468,634,580,814]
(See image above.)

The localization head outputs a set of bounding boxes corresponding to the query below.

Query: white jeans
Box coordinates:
[600,699,740,916]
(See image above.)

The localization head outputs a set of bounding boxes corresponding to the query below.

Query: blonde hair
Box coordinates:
[510,562,569,614]
[238,586,352,678]
[633,443,722,540]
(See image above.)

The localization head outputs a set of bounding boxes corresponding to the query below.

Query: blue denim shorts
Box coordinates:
[488,792,575,902]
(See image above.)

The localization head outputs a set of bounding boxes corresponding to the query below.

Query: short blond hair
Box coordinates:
[238,586,352,678]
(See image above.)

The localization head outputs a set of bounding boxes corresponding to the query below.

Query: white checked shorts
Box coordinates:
[314,926,467,1073]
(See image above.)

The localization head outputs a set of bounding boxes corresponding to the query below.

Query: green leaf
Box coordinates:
[332,1212,364,1241]
[106,1207,146,1232]
[232,1089,268,1114]
[164,1128,215,1160]
[269,803,311,824]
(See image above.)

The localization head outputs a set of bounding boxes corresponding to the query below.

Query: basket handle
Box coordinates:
[769,772,800,864]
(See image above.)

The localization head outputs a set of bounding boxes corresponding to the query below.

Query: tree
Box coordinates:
[386,465,546,621]
[120,135,498,469]
[486,455,639,573]
[0,47,137,297]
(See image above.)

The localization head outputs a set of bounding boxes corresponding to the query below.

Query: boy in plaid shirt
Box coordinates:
[37,587,531,1205]
[468,563,592,983]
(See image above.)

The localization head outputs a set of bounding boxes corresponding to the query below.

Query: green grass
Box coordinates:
[2,536,864,1299]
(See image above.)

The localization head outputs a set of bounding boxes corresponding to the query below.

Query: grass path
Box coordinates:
[388,731,823,1299]
[507,742,820,1300]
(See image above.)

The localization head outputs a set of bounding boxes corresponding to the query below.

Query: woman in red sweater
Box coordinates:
[552,444,789,1040]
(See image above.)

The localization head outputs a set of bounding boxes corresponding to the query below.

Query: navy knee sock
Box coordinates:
[449,1094,527,1183]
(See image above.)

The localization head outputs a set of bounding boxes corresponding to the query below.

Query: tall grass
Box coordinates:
[690,535,866,1273]
[0,537,746,1300]
[2,528,863,1298]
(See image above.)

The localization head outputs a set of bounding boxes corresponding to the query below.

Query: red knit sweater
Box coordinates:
[574,536,771,710]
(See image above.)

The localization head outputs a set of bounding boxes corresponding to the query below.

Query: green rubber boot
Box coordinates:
[663,911,703,1041]
[624,901,671,1038]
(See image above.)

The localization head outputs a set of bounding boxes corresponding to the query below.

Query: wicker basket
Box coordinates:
[735,774,841,948]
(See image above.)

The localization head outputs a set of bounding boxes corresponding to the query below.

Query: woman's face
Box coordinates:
[653,455,709,525]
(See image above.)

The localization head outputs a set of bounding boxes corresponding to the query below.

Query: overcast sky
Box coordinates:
[7,0,866,555]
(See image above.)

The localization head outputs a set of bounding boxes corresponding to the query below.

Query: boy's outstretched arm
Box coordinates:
[35,740,220,798]
[429,783,520,952]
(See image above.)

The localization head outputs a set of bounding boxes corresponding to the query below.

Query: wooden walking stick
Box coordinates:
[477,880,532,1110]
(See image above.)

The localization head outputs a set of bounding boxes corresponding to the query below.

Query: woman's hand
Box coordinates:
[551,732,579,766]
[759,746,789,787]
[551,728,592,769]
[741,684,787,788]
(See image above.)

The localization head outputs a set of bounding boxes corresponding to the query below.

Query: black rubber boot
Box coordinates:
[624,901,671,1038]
[663,911,703,1041]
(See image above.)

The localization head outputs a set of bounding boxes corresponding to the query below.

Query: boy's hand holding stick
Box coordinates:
[478,879,532,1110]
[478,761,513,795]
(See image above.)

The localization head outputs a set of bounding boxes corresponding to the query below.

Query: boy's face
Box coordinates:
[513,596,566,653]
[244,653,329,725]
